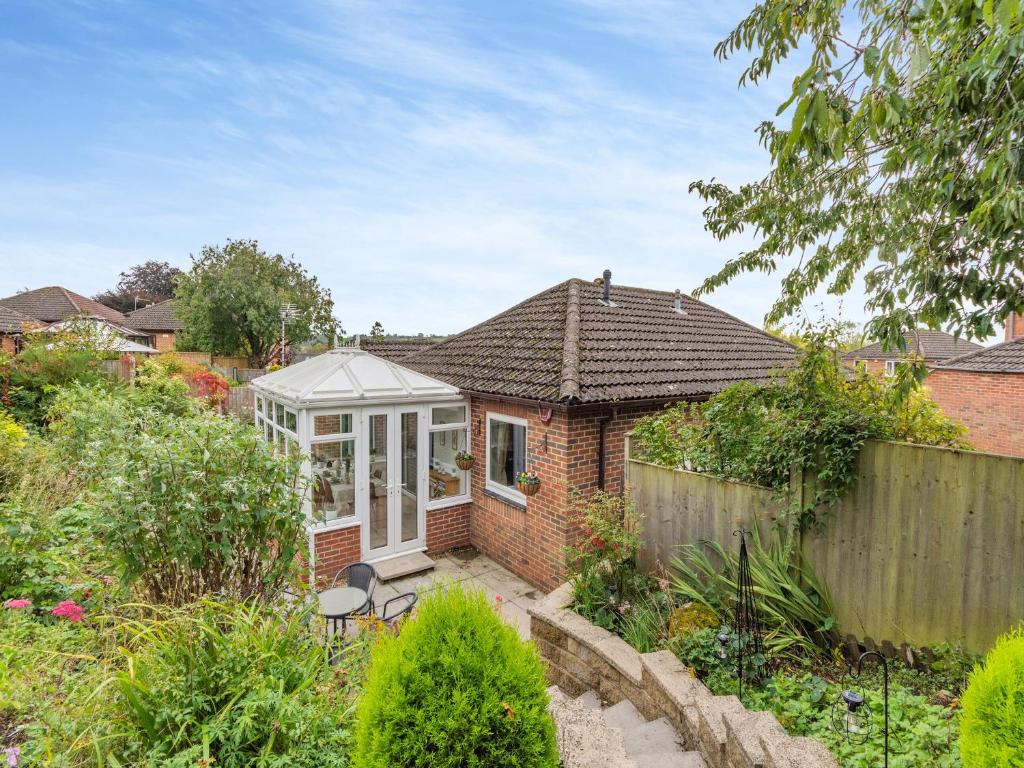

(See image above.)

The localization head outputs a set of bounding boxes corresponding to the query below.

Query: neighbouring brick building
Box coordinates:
[0,285,128,325]
[927,315,1024,457]
[403,272,797,590]
[125,299,185,352]
[843,329,982,375]
[0,305,41,355]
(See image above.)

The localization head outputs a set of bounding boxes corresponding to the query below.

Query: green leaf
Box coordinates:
[863,45,881,76]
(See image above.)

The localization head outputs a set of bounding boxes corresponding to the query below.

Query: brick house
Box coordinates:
[0,285,128,326]
[125,299,185,352]
[0,306,41,355]
[400,273,797,590]
[252,273,795,591]
[843,329,982,375]
[927,315,1024,457]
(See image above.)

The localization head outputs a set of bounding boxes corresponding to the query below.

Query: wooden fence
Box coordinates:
[223,385,254,420]
[629,440,1024,652]
[173,351,251,370]
[101,358,135,384]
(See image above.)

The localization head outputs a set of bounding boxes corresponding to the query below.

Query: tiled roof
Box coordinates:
[357,337,439,362]
[0,286,125,324]
[0,305,37,334]
[935,336,1024,374]
[125,299,184,331]
[403,278,797,405]
[843,330,982,362]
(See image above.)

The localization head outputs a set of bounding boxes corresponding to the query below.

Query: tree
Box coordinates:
[369,321,385,338]
[691,1,1024,377]
[94,260,182,314]
[175,239,340,367]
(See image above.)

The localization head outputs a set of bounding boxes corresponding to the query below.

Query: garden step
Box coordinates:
[630,752,707,768]
[548,686,636,768]
[576,689,602,710]
[622,716,680,755]
[602,698,647,733]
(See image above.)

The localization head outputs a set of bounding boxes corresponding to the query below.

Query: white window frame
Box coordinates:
[308,409,360,531]
[485,412,528,505]
[426,403,471,510]
[885,360,897,377]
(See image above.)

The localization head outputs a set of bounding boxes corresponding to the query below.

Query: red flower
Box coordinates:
[51,600,84,622]
[591,536,605,549]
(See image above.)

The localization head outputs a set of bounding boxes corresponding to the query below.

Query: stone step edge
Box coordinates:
[530,586,840,768]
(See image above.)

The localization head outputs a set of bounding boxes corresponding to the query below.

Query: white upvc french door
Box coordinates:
[362,405,426,561]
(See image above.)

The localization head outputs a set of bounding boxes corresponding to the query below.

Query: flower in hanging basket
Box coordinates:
[455,451,475,470]
[516,470,541,497]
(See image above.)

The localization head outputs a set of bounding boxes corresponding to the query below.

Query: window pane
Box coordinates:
[265,421,273,444]
[275,402,285,424]
[367,414,388,549]
[429,427,468,500]
[311,439,356,523]
[255,396,263,414]
[285,410,297,433]
[313,413,353,435]
[431,405,467,425]
[487,418,526,490]
[400,412,419,542]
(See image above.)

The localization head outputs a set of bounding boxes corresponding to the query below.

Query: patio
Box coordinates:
[369,548,543,639]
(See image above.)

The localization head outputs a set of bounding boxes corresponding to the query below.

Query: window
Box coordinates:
[885,360,897,377]
[310,439,356,524]
[486,413,527,501]
[428,404,470,505]
[314,413,353,436]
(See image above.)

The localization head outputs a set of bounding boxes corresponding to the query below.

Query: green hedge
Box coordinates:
[960,628,1024,767]
[353,584,559,768]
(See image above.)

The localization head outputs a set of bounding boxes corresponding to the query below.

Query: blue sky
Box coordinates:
[0,0,869,336]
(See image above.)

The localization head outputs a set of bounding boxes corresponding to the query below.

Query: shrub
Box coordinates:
[0,410,26,491]
[353,584,559,768]
[0,338,109,425]
[86,600,363,767]
[959,628,1024,767]
[671,527,839,659]
[89,411,306,605]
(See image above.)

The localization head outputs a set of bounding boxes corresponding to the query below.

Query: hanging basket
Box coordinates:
[517,479,541,497]
[455,455,475,471]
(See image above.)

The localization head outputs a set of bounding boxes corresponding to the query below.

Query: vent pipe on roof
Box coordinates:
[598,269,616,307]
[673,289,687,315]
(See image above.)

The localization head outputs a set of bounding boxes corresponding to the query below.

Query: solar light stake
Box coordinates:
[832,650,890,768]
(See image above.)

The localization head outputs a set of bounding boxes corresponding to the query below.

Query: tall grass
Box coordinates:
[670,527,839,659]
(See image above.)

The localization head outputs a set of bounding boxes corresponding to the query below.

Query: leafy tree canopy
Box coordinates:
[369,321,385,337]
[94,260,182,314]
[692,0,1024,371]
[175,239,340,366]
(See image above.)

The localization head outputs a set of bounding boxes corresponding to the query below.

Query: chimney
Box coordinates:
[1007,312,1024,342]
[673,288,687,315]
[598,269,615,306]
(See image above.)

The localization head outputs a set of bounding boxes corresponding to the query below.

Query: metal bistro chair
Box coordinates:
[378,592,418,630]
[330,562,377,631]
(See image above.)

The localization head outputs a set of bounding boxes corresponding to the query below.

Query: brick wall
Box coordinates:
[311,525,361,587]
[1006,312,1024,342]
[151,331,176,352]
[426,501,472,554]
[928,371,1024,457]
[0,335,15,356]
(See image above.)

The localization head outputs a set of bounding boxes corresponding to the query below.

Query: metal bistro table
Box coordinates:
[318,585,369,637]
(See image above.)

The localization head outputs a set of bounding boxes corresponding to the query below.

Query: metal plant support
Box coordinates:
[731,528,769,701]
[833,650,891,768]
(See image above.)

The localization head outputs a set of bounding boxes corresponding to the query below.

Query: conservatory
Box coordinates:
[250,349,471,574]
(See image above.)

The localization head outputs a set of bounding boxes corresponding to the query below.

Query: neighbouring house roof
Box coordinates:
[402,277,798,405]
[125,298,184,331]
[934,336,1024,374]
[250,348,462,408]
[356,337,441,361]
[843,330,982,362]
[0,305,38,334]
[0,286,126,324]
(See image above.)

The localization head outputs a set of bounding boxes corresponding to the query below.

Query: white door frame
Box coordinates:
[360,405,426,561]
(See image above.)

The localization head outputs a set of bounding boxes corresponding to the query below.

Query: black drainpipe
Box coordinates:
[597,408,616,491]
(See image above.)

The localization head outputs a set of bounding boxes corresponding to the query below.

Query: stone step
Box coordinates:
[623,716,680,756]
[372,551,435,581]
[629,752,707,768]
[602,698,647,733]
[548,687,636,768]
[576,689,602,710]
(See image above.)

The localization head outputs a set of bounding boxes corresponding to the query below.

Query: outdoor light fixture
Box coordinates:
[832,650,890,767]
[716,629,731,661]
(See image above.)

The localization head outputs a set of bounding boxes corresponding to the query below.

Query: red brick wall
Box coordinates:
[152,331,177,352]
[567,404,665,496]
[311,525,361,587]
[1006,313,1024,342]
[426,502,472,554]
[928,371,1024,457]
[0,335,15,356]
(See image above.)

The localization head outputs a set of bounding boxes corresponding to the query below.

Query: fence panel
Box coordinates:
[223,385,255,421]
[629,440,1024,652]
[101,358,135,384]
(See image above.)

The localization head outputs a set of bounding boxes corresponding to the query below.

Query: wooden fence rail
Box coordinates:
[628,439,1024,653]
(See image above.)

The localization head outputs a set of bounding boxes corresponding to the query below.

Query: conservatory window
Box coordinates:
[485,413,526,502]
[310,439,356,524]
[427,404,470,505]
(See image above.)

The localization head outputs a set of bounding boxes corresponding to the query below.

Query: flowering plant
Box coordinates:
[50,599,84,622]
[515,470,540,486]
[4,598,32,610]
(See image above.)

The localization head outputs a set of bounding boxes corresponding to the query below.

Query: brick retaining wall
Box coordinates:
[529,584,839,768]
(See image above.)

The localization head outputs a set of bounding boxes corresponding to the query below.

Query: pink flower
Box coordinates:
[494,594,504,612]
[3,599,31,610]
[658,578,670,592]
[51,600,84,622]
[5,746,19,767]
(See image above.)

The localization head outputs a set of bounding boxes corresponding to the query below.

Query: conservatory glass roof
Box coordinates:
[250,348,461,407]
